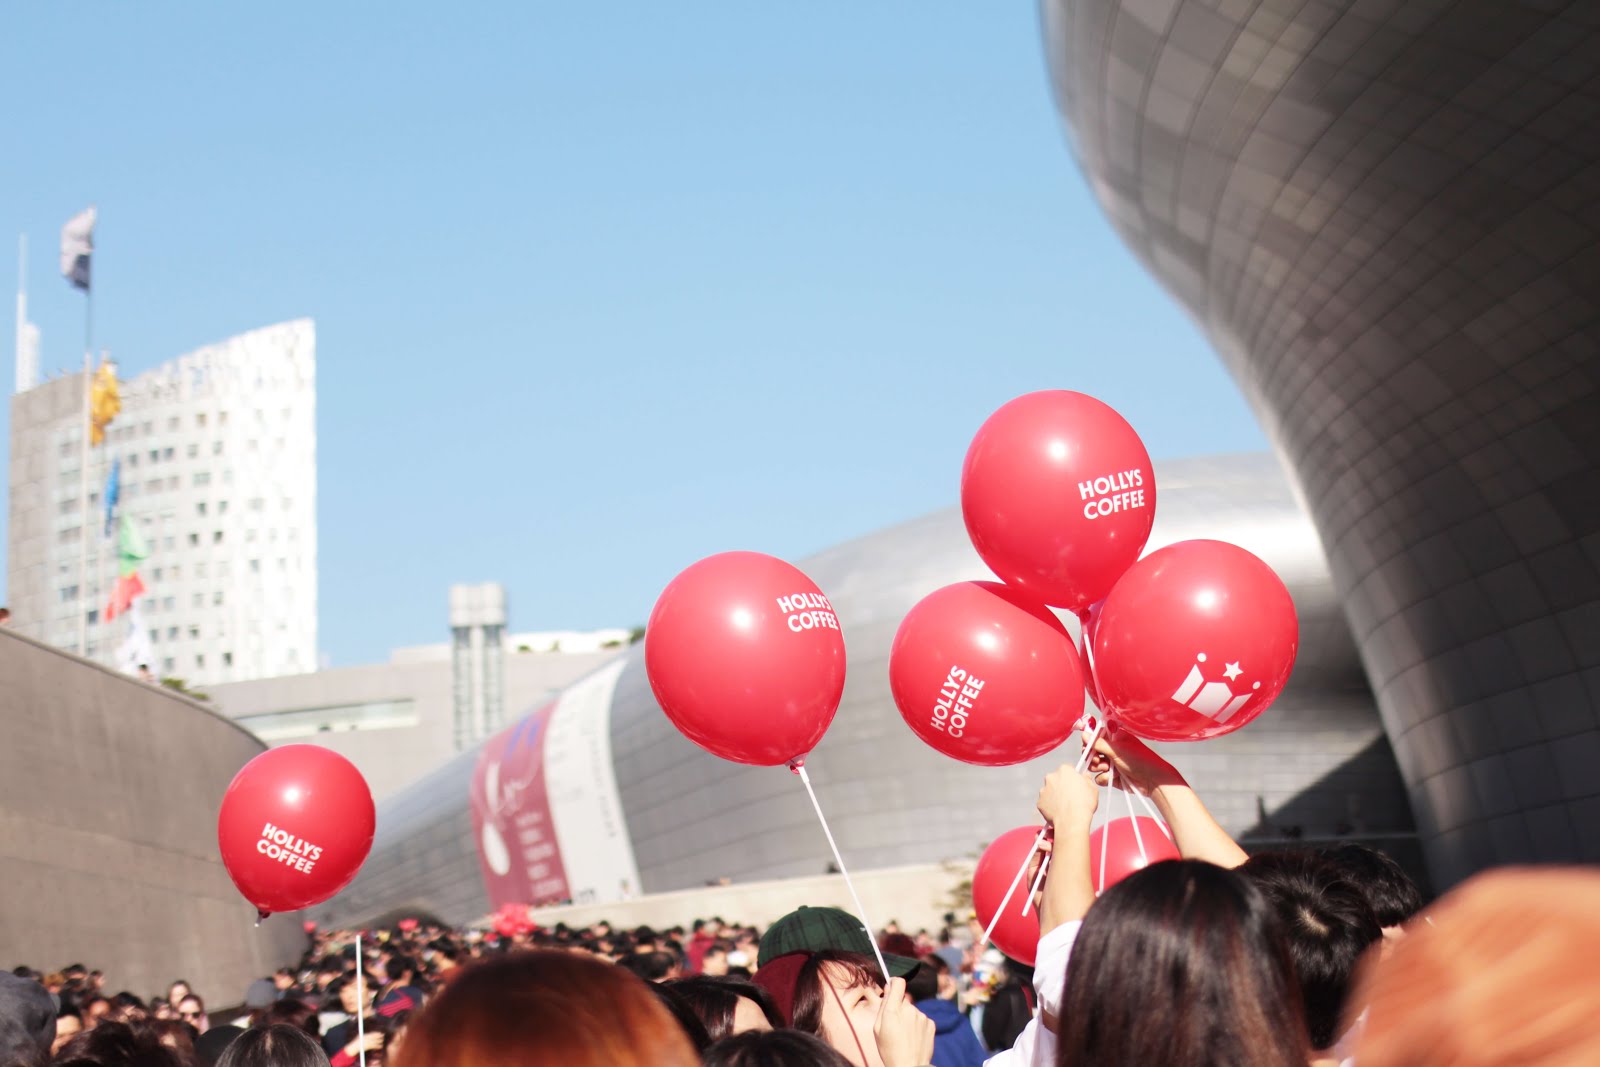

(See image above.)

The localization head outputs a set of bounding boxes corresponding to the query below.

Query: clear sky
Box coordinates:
[1,3,1269,667]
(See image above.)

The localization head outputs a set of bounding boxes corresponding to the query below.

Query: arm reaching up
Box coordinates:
[1090,730,1249,869]
[1035,765,1099,932]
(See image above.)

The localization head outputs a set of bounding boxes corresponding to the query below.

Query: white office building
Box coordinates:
[6,319,317,684]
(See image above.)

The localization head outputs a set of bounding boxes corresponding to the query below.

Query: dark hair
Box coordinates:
[55,1021,186,1067]
[213,1024,329,1067]
[254,1000,320,1038]
[1057,860,1306,1067]
[903,961,938,1003]
[663,977,784,1042]
[1242,850,1382,1050]
[787,950,882,1060]
[1320,843,1424,927]
[702,1030,854,1067]
[615,950,677,982]
[646,983,712,1052]
[981,981,1031,1053]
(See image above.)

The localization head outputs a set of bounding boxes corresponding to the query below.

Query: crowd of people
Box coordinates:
[4,731,1597,1067]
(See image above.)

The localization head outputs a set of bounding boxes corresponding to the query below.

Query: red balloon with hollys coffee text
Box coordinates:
[889,581,1085,766]
[217,744,375,918]
[646,551,846,767]
[971,825,1046,966]
[961,391,1156,615]
[1091,539,1299,742]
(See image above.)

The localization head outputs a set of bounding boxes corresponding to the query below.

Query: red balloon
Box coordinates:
[890,582,1084,766]
[962,391,1156,613]
[302,920,318,935]
[397,918,419,933]
[1090,816,1180,893]
[217,745,375,918]
[972,826,1045,966]
[1093,540,1298,741]
[646,552,846,766]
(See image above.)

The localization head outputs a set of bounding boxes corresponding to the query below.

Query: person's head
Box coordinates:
[1057,860,1306,1067]
[0,606,11,625]
[330,977,371,1017]
[388,950,698,1067]
[1353,866,1600,1067]
[167,982,192,1009]
[177,994,208,1033]
[753,951,886,1067]
[0,972,57,1066]
[646,983,712,1054]
[80,997,110,1029]
[272,970,295,993]
[1242,850,1382,1050]
[255,1000,319,1038]
[107,992,148,1025]
[193,1025,244,1067]
[663,977,782,1043]
[53,1020,185,1067]
[1320,843,1425,936]
[52,1009,83,1054]
[703,1029,854,1067]
[213,1023,329,1067]
[615,950,679,983]
[146,1018,199,1060]
[700,941,732,977]
[152,1001,178,1022]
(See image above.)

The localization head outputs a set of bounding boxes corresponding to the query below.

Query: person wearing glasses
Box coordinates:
[178,993,211,1034]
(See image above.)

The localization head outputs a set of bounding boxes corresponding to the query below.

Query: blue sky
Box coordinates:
[1,3,1268,667]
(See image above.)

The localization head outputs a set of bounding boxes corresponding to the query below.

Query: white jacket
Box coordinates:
[983,920,1082,1067]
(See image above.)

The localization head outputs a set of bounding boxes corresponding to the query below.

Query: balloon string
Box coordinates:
[1131,787,1173,840]
[792,762,891,980]
[355,932,366,1067]
[1020,852,1050,918]
[1097,768,1112,896]
[979,827,1048,948]
[1122,776,1147,864]
[1073,719,1104,774]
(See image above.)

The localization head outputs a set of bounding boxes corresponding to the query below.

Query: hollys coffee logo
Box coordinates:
[256,822,324,874]
[776,592,840,633]
[931,665,986,738]
[1077,469,1148,520]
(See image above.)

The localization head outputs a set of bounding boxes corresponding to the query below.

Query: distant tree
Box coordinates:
[160,676,210,702]
[628,625,646,645]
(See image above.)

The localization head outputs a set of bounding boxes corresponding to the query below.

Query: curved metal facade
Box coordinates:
[321,455,1415,927]
[1043,0,1600,884]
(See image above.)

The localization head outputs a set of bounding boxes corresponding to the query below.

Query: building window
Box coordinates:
[193,593,203,608]
[213,530,224,544]
[149,450,159,463]
[162,447,174,461]
[214,591,224,605]
[197,413,207,428]
[188,625,199,639]
[167,626,178,641]
[163,536,174,550]
[162,657,174,673]
[164,597,176,612]
[187,444,198,458]
[194,471,211,487]
[223,652,233,667]
[219,500,229,515]
[170,564,181,580]
[188,533,199,547]
[149,629,159,644]
[196,654,205,670]
[153,568,163,581]
[196,562,207,578]
[167,476,178,490]
[167,417,179,432]
[197,502,207,516]
[127,453,138,467]
[219,411,229,426]
[213,440,223,455]
[249,559,260,574]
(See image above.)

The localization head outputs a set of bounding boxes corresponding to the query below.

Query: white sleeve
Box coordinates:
[982,921,1082,1067]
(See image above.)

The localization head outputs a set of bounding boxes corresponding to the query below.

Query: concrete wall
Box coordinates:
[0,627,303,1004]
[526,863,975,937]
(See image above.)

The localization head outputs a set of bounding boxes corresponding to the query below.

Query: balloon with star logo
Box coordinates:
[1091,539,1298,741]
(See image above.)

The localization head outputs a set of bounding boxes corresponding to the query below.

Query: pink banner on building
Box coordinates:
[469,702,572,908]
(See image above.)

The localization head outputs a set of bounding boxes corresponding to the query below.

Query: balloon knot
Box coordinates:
[786,758,805,774]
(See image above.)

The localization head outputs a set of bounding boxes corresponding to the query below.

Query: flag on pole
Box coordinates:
[114,600,155,676]
[104,514,149,621]
[104,458,121,537]
[89,359,119,445]
[60,207,95,291]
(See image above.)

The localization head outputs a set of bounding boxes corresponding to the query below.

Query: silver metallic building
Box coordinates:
[321,454,1415,927]
[1043,0,1600,884]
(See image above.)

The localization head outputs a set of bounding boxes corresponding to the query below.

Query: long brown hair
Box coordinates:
[388,950,698,1067]
[1056,860,1306,1067]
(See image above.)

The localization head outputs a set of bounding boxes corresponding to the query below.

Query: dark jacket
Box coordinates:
[916,997,988,1067]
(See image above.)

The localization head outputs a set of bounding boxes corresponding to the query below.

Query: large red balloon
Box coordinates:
[962,391,1156,613]
[646,551,846,766]
[889,581,1084,766]
[972,826,1045,966]
[217,745,375,918]
[1090,816,1179,893]
[1092,540,1298,741]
